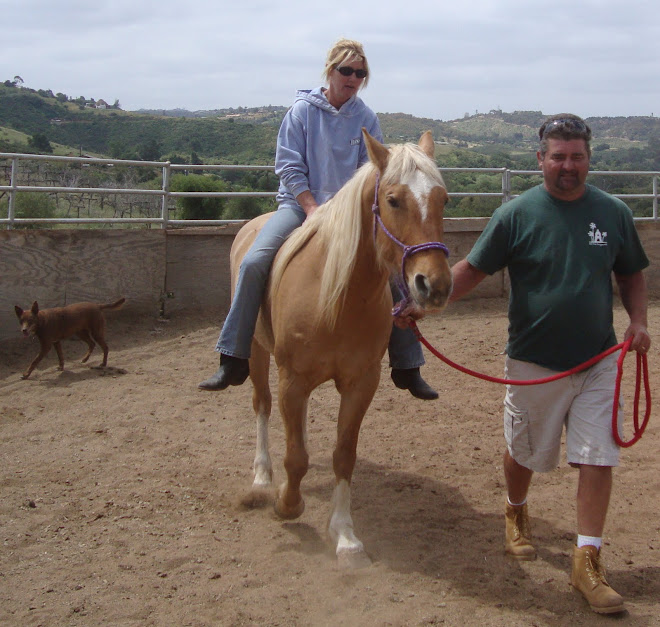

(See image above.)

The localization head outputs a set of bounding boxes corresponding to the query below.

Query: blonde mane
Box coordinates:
[269,141,446,328]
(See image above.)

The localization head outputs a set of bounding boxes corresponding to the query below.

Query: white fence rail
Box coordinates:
[1,152,658,228]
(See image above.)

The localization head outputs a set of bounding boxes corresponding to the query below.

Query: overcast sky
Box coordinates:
[4,0,659,122]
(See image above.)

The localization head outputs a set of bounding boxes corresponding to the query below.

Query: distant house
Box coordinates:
[83,99,109,109]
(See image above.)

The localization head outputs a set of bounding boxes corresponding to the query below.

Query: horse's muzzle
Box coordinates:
[412,272,453,310]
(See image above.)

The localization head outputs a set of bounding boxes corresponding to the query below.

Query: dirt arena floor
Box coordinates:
[1,298,659,626]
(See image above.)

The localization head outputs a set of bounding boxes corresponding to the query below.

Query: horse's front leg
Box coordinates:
[328,366,380,568]
[275,373,310,519]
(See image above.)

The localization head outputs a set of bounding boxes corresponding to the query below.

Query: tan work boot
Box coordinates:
[505,502,536,560]
[570,545,625,614]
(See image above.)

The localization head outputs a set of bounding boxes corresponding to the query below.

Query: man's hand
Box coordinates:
[623,322,652,355]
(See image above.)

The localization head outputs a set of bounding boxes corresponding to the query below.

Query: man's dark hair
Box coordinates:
[539,113,592,156]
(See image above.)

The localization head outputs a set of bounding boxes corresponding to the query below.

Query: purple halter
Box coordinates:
[371,173,450,316]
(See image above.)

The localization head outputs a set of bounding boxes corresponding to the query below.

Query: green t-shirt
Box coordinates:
[467,184,649,370]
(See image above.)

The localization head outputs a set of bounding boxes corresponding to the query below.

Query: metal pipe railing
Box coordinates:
[1,152,658,228]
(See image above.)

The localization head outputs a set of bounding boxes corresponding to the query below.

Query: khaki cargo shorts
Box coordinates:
[503,353,622,472]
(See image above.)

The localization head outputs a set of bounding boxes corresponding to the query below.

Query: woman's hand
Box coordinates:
[392,302,425,329]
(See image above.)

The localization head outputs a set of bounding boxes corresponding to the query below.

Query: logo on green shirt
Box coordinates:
[588,222,608,246]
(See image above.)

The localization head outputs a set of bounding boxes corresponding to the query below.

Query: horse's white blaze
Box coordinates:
[403,170,436,221]
[252,411,272,487]
[328,479,364,554]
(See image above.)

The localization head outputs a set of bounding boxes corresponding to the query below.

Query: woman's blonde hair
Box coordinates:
[322,38,370,88]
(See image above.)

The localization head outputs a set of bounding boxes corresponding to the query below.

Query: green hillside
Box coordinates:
[0,84,278,164]
[2,81,659,221]
[3,81,660,168]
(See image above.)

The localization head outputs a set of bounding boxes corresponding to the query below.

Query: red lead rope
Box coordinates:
[410,322,651,448]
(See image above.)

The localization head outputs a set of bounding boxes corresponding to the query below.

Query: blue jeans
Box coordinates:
[216,205,425,370]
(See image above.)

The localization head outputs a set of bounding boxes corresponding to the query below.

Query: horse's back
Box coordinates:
[231,209,390,386]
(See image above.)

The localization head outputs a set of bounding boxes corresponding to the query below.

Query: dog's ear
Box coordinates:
[31,301,39,315]
[15,305,23,319]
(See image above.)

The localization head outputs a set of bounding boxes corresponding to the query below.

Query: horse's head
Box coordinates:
[364,129,453,312]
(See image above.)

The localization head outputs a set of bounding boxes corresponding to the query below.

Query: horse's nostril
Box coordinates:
[414,274,430,298]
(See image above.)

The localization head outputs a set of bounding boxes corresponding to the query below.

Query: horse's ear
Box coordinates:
[418,131,435,158]
[362,128,389,172]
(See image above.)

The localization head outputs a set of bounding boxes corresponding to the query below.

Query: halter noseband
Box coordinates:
[371,173,450,315]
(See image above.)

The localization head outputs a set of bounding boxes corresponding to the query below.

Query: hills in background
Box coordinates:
[1,81,659,172]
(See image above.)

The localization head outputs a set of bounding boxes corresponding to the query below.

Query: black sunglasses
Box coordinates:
[336,66,368,79]
[540,118,589,139]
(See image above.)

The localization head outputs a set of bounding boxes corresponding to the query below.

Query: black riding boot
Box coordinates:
[391,367,438,400]
[198,354,249,391]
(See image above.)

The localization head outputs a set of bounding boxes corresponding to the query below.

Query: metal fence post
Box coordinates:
[502,168,511,204]
[161,162,171,228]
[654,175,658,220]
[7,156,19,229]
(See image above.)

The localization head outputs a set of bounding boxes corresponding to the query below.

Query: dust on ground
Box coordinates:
[1,299,659,626]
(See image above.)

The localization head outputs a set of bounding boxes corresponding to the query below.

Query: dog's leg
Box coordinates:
[23,343,52,379]
[90,331,109,367]
[77,330,96,363]
[54,341,65,371]
[99,340,109,367]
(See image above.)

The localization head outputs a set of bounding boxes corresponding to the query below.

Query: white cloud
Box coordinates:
[2,0,658,120]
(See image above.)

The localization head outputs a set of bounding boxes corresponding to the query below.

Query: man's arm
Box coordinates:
[614,270,651,353]
[450,258,488,302]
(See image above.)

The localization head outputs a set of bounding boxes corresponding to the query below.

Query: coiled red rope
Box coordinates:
[410,322,651,448]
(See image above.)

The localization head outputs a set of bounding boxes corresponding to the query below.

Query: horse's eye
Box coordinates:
[387,195,399,208]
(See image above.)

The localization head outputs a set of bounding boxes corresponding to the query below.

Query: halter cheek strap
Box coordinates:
[371,173,450,315]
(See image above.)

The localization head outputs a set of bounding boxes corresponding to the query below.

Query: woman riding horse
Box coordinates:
[199,38,437,400]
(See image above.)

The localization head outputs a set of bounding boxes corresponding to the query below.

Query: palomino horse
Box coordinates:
[230,130,452,567]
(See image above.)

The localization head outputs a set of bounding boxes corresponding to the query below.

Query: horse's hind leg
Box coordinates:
[241,341,273,508]
[250,342,273,489]
[274,373,309,519]
[328,366,380,568]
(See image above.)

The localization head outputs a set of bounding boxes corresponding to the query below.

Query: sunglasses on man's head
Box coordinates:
[540,118,589,139]
[336,66,368,79]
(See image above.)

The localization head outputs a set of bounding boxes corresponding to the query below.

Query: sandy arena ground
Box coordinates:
[1,298,659,626]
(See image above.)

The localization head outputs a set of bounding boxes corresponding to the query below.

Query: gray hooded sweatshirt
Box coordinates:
[275,87,383,209]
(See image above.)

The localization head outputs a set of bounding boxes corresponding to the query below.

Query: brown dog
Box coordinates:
[14,298,126,379]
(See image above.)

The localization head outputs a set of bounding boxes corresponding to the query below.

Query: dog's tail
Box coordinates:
[100,297,126,310]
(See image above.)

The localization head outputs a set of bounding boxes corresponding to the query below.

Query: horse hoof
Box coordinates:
[274,496,305,520]
[337,549,372,570]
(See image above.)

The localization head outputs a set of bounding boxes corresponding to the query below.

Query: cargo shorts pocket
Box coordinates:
[504,401,532,463]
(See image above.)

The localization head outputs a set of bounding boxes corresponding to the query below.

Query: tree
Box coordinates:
[28,133,53,153]
[223,196,272,220]
[138,138,162,161]
[0,191,57,228]
[170,174,226,220]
